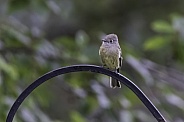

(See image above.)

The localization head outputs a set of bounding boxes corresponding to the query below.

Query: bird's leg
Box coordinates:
[117,68,119,73]
[102,64,109,69]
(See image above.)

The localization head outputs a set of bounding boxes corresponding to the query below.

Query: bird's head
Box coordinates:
[101,34,119,45]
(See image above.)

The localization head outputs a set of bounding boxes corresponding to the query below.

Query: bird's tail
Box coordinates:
[110,77,121,88]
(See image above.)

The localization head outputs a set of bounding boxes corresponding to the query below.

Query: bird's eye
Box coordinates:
[110,40,113,43]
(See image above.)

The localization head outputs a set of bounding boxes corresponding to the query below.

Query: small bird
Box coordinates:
[99,34,122,88]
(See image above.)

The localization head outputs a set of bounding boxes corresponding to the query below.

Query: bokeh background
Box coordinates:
[1,0,184,122]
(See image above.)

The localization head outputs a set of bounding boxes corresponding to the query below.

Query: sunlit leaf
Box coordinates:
[144,36,170,50]
[1,24,31,46]
[151,20,174,33]
[0,57,18,80]
[70,111,86,122]
[54,37,75,50]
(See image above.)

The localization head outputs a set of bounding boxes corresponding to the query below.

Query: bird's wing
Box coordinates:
[118,46,123,68]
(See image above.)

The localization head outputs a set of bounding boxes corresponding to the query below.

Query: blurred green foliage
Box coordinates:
[1,0,184,122]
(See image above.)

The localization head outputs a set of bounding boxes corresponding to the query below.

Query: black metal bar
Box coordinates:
[6,65,167,122]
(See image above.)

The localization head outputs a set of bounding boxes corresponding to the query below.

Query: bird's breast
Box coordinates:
[103,46,119,56]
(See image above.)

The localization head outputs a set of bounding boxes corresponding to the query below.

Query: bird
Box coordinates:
[99,34,122,88]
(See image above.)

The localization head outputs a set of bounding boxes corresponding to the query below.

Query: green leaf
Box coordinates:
[144,36,169,50]
[70,111,85,122]
[1,24,31,46]
[0,57,18,80]
[151,20,174,33]
[9,0,30,12]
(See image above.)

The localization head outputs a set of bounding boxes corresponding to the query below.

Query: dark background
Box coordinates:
[1,0,184,122]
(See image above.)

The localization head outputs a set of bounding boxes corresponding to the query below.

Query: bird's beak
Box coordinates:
[101,39,105,42]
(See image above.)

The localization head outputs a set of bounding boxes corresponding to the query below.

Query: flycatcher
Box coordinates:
[99,34,122,88]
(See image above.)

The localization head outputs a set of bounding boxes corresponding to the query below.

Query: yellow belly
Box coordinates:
[100,47,120,70]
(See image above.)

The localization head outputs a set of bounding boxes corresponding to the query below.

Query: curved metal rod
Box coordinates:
[6,65,167,122]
